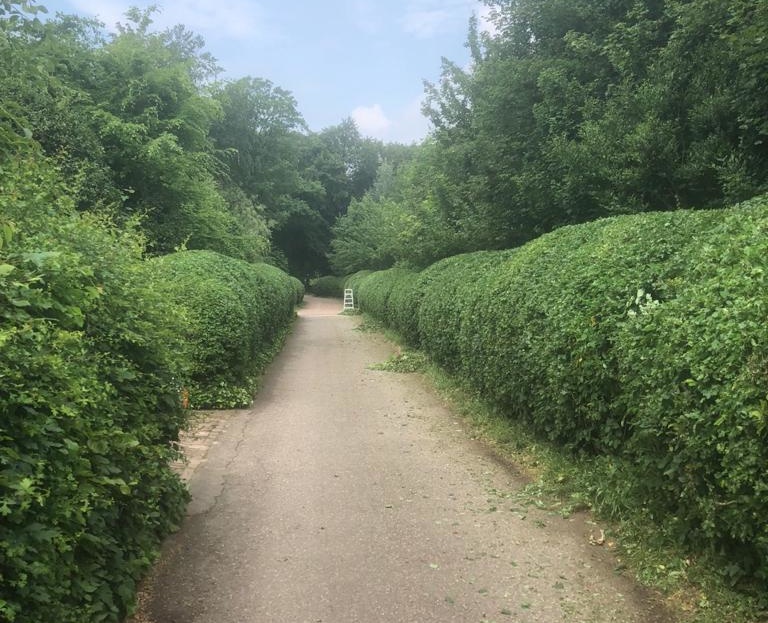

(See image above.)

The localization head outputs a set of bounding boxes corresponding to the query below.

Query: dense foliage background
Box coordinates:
[0,2,407,280]
[307,275,346,298]
[330,0,768,273]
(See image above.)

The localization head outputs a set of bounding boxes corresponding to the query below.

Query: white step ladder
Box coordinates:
[343,288,355,311]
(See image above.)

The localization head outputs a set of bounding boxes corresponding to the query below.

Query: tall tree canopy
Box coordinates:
[1,3,390,277]
[330,0,768,272]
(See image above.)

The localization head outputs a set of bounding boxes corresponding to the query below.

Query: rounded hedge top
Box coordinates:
[351,199,768,584]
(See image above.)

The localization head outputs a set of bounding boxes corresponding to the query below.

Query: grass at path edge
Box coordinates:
[358,314,766,623]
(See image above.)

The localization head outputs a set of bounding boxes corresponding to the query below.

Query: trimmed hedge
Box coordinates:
[0,158,303,622]
[308,275,345,298]
[353,198,768,585]
[355,268,416,325]
[0,158,188,623]
[417,250,516,372]
[343,270,371,299]
[149,250,303,408]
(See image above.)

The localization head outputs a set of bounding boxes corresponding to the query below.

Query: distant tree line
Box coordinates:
[330,0,768,273]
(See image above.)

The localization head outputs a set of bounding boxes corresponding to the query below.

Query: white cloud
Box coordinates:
[402,0,492,39]
[159,0,265,39]
[393,95,431,143]
[69,0,124,29]
[70,0,267,39]
[352,104,393,137]
[352,97,431,144]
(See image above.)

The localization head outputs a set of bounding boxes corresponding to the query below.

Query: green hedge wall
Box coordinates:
[0,158,304,622]
[0,159,188,623]
[308,275,345,298]
[355,268,416,327]
[149,250,303,408]
[353,198,768,584]
[343,270,372,301]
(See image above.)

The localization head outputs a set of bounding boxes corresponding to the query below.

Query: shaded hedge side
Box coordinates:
[350,199,768,584]
[343,269,372,302]
[150,250,303,408]
[356,268,415,326]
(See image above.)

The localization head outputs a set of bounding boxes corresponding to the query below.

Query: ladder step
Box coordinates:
[343,288,355,310]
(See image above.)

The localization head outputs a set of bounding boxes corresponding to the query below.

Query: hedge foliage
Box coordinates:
[0,158,303,622]
[0,158,188,622]
[352,199,768,585]
[308,275,345,298]
[149,250,303,408]
[343,270,371,298]
[355,268,414,324]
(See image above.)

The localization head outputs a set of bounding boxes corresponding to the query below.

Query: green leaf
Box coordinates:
[1,222,13,245]
[20,251,60,267]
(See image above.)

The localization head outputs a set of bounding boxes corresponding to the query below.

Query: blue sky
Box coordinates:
[41,1,493,143]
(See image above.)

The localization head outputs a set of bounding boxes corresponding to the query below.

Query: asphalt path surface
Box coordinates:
[136,295,669,623]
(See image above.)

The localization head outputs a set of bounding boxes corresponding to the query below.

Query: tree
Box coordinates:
[210,76,335,276]
[329,141,462,272]
[210,76,307,210]
[0,6,271,260]
[330,195,406,274]
[418,0,768,253]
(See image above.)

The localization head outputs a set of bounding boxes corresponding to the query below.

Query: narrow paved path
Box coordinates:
[138,296,669,623]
